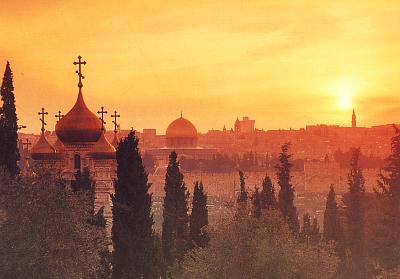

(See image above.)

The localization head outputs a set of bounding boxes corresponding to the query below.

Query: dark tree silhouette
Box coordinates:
[190,181,209,248]
[237,170,248,215]
[0,61,19,178]
[162,151,189,269]
[301,213,312,243]
[252,186,262,218]
[374,125,400,268]
[310,218,321,244]
[323,185,341,243]
[260,175,277,210]
[344,148,366,277]
[276,143,299,233]
[112,132,157,279]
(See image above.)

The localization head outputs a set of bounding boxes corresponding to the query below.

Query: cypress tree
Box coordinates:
[276,142,299,233]
[260,175,277,210]
[237,170,248,215]
[323,185,341,243]
[374,125,400,268]
[190,181,209,248]
[112,132,156,279]
[0,61,19,178]
[344,148,366,276]
[162,151,189,269]
[252,186,262,218]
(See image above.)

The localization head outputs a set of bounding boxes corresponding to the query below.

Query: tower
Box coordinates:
[352,109,356,128]
[234,117,240,133]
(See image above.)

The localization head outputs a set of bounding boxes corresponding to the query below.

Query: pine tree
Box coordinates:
[0,62,19,178]
[374,125,400,268]
[252,186,262,218]
[190,181,209,248]
[162,151,189,269]
[344,148,366,277]
[237,170,248,215]
[276,143,299,233]
[323,185,341,243]
[112,132,156,279]
[260,175,277,210]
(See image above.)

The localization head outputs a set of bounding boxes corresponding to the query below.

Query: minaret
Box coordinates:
[352,109,357,128]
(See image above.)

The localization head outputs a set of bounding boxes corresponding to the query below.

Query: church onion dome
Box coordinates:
[55,91,103,144]
[30,133,57,160]
[166,116,198,147]
[111,132,120,149]
[90,132,116,160]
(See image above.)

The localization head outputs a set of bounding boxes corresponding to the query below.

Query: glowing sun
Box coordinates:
[329,77,358,109]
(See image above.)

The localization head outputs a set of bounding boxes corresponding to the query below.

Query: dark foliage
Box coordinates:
[162,151,190,270]
[189,181,209,248]
[111,132,157,279]
[0,62,19,178]
[275,142,299,233]
[260,175,277,210]
[344,148,366,277]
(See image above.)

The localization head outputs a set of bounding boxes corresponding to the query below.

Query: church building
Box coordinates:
[29,56,116,224]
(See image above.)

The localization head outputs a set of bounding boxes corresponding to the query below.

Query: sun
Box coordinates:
[329,77,358,109]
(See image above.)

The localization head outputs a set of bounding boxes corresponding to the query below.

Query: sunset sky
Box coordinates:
[1,1,400,134]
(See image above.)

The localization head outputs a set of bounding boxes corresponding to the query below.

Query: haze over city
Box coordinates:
[1,1,400,133]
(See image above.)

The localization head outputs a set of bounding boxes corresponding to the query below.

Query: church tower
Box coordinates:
[352,109,357,128]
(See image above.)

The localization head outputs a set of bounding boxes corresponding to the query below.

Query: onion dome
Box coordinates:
[166,116,198,147]
[90,132,116,160]
[30,134,57,160]
[55,91,102,144]
[111,132,120,149]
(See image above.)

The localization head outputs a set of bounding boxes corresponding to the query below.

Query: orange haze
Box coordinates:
[1,1,400,133]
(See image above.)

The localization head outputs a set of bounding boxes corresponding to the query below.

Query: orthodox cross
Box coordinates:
[97,106,108,130]
[111,110,120,132]
[38,108,48,133]
[73,55,86,89]
[22,138,31,152]
[55,110,64,121]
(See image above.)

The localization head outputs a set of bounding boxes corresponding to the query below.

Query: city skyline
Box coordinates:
[1,1,400,133]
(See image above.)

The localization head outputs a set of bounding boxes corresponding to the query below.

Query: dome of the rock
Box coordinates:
[166,117,198,147]
[55,91,102,144]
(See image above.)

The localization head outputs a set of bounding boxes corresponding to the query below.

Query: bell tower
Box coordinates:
[352,109,356,128]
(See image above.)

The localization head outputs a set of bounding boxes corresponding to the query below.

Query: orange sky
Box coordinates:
[1,1,400,134]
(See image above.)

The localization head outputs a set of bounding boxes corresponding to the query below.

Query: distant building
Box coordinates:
[352,109,357,128]
[147,116,217,166]
[234,116,255,134]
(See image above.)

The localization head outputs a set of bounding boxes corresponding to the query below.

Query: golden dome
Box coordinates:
[30,133,57,160]
[90,132,116,159]
[165,117,198,147]
[111,132,120,148]
[166,117,198,139]
[55,91,102,144]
